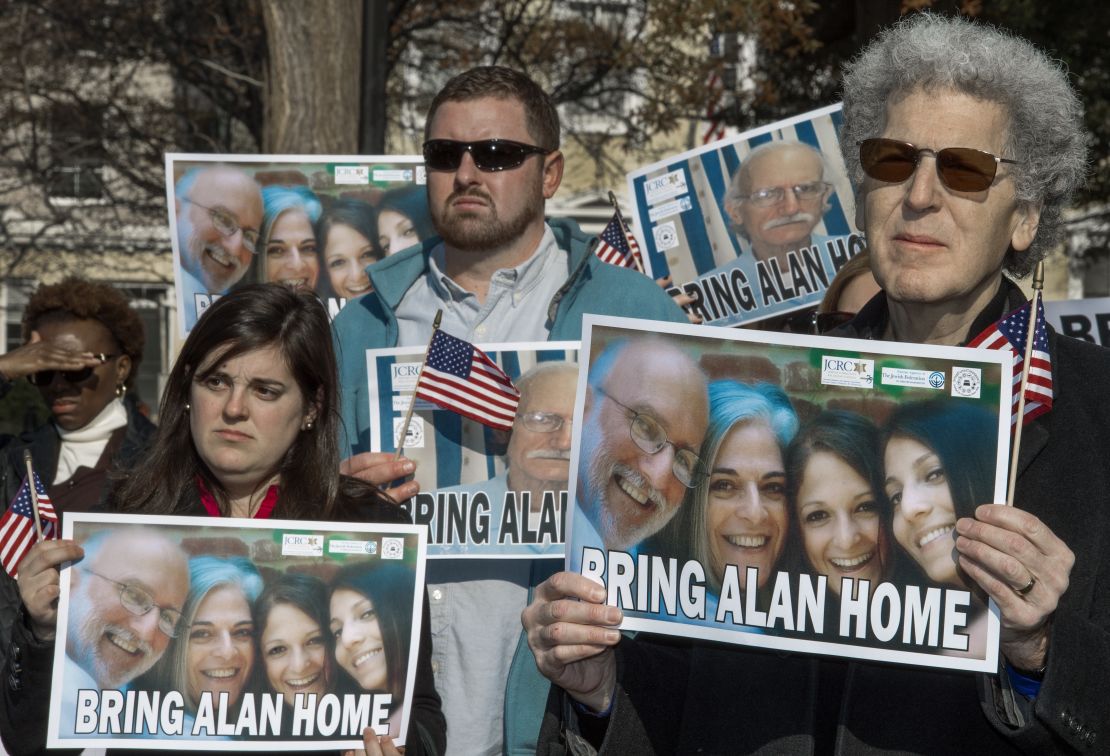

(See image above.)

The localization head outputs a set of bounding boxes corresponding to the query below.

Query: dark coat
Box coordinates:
[539,284,1110,754]
[0,482,447,756]
[0,401,156,661]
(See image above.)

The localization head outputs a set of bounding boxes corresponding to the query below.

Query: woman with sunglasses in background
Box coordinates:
[0,277,154,722]
[6,284,444,756]
[0,277,152,513]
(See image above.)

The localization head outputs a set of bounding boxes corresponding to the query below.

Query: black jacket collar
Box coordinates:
[835,278,1022,345]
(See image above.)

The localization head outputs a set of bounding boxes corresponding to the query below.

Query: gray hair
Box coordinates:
[516,360,578,405]
[840,12,1087,276]
[687,380,798,595]
[149,556,264,712]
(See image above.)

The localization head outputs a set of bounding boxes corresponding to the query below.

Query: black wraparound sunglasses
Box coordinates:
[859,138,1019,193]
[28,353,118,387]
[422,139,551,172]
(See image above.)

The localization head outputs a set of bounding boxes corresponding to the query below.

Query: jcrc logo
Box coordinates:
[820,355,875,389]
[284,535,321,546]
[281,532,325,557]
[824,357,862,371]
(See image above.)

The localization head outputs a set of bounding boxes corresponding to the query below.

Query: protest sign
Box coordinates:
[1044,296,1110,346]
[627,104,864,327]
[48,513,426,751]
[366,342,579,558]
[567,316,1012,672]
[165,154,430,335]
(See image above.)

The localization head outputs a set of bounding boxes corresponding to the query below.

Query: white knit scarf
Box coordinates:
[54,398,128,485]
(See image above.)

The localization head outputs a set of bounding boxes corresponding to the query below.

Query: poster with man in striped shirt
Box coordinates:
[365,341,579,557]
[627,104,866,327]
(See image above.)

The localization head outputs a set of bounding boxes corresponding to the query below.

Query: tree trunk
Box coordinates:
[260,0,363,153]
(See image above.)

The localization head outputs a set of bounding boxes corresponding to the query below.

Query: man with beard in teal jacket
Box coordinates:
[332,66,684,756]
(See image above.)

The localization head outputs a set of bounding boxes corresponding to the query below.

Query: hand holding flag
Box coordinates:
[0,467,59,577]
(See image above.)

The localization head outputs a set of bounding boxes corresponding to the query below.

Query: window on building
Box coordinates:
[46,103,107,201]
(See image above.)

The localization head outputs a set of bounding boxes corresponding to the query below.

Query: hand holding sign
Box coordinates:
[346,726,403,756]
[341,452,420,502]
[955,503,1074,672]
[523,571,622,714]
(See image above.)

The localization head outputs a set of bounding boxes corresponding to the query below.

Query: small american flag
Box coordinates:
[415,330,520,432]
[0,471,59,577]
[968,299,1053,426]
[594,214,645,273]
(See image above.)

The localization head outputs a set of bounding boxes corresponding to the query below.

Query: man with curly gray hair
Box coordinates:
[524,13,1110,754]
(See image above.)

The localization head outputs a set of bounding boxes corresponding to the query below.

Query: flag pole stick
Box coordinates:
[1006,261,1044,507]
[607,191,644,273]
[393,310,442,461]
[23,450,43,541]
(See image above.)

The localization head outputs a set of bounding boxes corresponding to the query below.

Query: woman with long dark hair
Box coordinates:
[883,397,999,658]
[329,561,417,740]
[256,573,333,707]
[883,398,998,588]
[785,411,893,596]
[316,197,383,301]
[116,284,366,519]
[10,284,445,755]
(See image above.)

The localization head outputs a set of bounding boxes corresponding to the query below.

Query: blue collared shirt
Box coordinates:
[394,225,567,345]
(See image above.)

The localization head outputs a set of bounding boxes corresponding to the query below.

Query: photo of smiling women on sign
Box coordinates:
[883,398,999,658]
[166,154,430,334]
[41,515,426,752]
[567,316,1010,673]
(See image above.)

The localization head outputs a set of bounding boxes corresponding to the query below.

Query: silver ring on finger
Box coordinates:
[1013,574,1036,597]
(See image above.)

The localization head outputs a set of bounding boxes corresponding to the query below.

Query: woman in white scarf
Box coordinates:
[0,277,153,512]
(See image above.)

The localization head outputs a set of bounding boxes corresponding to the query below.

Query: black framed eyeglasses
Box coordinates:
[28,353,118,387]
[80,567,183,638]
[422,139,551,172]
[593,385,703,488]
[181,198,260,254]
[740,181,830,208]
[859,138,1019,193]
